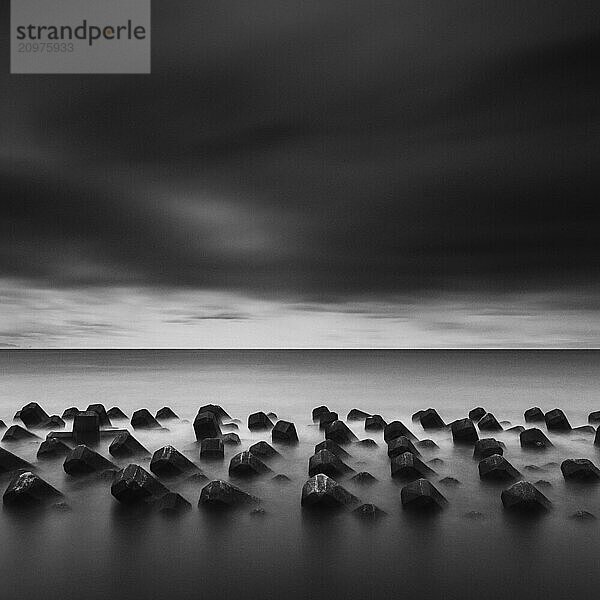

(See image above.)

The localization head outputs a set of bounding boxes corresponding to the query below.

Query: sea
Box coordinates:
[1,350,599,600]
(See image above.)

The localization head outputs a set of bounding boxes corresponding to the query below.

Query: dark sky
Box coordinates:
[1,1,599,347]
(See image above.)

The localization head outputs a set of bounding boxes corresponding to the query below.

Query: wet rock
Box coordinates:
[19,402,50,429]
[347,409,370,421]
[507,425,525,433]
[520,428,553,449]
[463,510,486,520]
[0,447,33,473]
[524,407,545,422]
[37,438,71,460]
[478,413,503,432]
[438,476,460,486]
[501,481,551,513]
[391,452,435,481]
[561,458,600,481]
[416,439,439,450]
[156,492,191,514]
[315,439,350,458]
[63,445,116,476]
[272,474,291,484]
[198,404,230,423]
[151,445,200,478]
[199,480,258,509]
[469,407,486,421]
[111,463,169,504]
[588,411,600,424]
[535,480,552,488]
[131,409,161,430]
[400,478,447,511]
[247,411,274,431]
[39,416,65,430]
[573,425,595,434]
[355,439,378,448]
[156,407,179,420]
[353,503,386,520]
[451,419,479,444]
[73,411,100,446]
[387,436,420,458]
[350,472,377,485]
[365,414,386,431]
[309,450,353,478]
[545,408,571,431]
[473,438,504,460]
[200,438,224,459]
[384,421,417,443]
[86,404,112,428]
[61,407,80,420]
[478,454,521,481]
[301,474,360,509]
[2,425,39,442]
[229,451,271,477]
[3,471,62,507]
[249,441,279,459]
[419,408,445,430]
[106,407,128,420]
[272,420,299,444]
[325,420,358,445]
[411,410,425,423]
[109,431,150,459]
[312,406,330,422]
[569,510,596,521]
[222,433,241,445]
[318,411,339,430]
[193,411,222,441]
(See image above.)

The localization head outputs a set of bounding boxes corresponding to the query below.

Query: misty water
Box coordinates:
[1,350,600,600]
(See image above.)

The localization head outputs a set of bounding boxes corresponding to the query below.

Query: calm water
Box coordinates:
[1,350,600,600]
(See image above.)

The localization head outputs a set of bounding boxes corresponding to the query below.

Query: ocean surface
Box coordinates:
[1,350,600,600]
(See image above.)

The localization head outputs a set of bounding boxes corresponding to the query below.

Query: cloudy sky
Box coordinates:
[1,1,599,347]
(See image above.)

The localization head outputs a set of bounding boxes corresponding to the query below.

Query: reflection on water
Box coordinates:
[0,351,599,600]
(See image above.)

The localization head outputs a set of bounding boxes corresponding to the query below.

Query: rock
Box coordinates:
[353,503,386,520]
[451,419,479,444]
[520,428,553,449]
[478,454,521,481]
[200,438,224,459]
[535,480,552,488]
[545,408,571,431]
[221,422,239,431]
[416,439,439,450]
[400,479,447,511]
[573,425,595,434]
[86,404,112,428]
[595,428,600,447]
[315,439,350,459]
[384,421,417,443]
[249,441,279,459]
[97,469,119,481]
[13,411,21,420]
[271,420,299,444]
[438,476,460,486]
[312,406,330,422]
[350,472,377,485]
[419,408,445,429]
[469,407,486,421]
[501,481,551,513]
[355,439,378,448]
[464,510,486,520]
[0,447,33,473]
[199,480,258,509]
[387,436,420,458]
[19,402,50,429]
[473,438,504,459]
[131,409,161,430]
[325,420,358,445]
[37,438,71,460]
[247,411,274,431]
[198,404,230,423]
[109,431,150,459]
[222,433,241,445]
[106,407,128,420]
[150,445,200,478]
[365,415,386,431]
[272,474,291,484]
[524,465,544,472]
[0,420,5,429]
[61,407,80,420]
[156,492,191,514]
[52,501,71,511]
[111,464,169,504]
[524,407,545,423]
[229,451,271,477]
[63,445,116,475]
[185,472,209,485]
[561,458,600,481]
[411,410,425,423]
[2,425,39,442]
[73,411,100,445]
[267,413,278,421]
[507,426,525,433]
[569,510,596,521]
[347,409,370,421]
[428,458,445,466]
[3,471,62,507]
[391,452,435,481]
[588,411,600,424]
[318,411,339,430]
[478,413,503,431]
[156,407,179,420]
[309,450,353,478]
[250,507,267,517]
[301,474,360,509]
[38,416,65,430]
[193,411,222,441]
